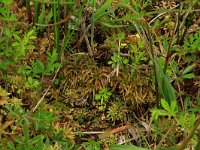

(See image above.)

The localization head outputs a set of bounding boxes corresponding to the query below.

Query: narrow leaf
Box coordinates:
[13,135,24,144]
[110,144,150,150]
[94,0,114,22]
[181,73,195,79]
[182,64,195,75]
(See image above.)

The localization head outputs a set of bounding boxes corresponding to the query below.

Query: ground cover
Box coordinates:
[0,0,200,149]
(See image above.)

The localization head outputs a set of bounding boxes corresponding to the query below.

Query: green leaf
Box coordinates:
[5,104,12,112]
[0,14,16,21]
[153,59,176,104]
[13,33,21,42]
[0,59,13,70]
[27,77,33,84]
[7,141,16,150]
[182,64,195,75]
[108,61,113,65]
[113,13,144,22]
[27,29,35,37]
[23,120,30,141]
[161,98,171,112]
[179,113,186,127]
[29,135,43,144]
[161,146,178,150]
[4,27,12,37]
[181,73,195,79]
[25,45,36,50]
[118,32,125,40]
[12,42,20,47]
[13,135,24,144]
[188,107,200,112]
[123,59,129,65]
[170,100,178,113]
[100,21,125,28]
[0,0,13,4]
[189,112,195,128]
[34,121,39,131]
[3,14,16,21]
[23,117,30,128]
[184,96,190,110]
[95,94,101,100]
[150,109,158,123]
[94,0,114,22]
[110,144,150,150]
[45,9,53,24]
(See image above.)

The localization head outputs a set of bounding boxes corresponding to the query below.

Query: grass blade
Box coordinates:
[94,0,114,22]
[153,59,177,105]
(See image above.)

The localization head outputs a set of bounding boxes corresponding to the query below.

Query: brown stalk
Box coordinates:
[35,12,71,27]
[99,125,132,139]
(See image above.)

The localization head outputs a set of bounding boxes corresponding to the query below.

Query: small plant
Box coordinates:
[170,62,196,83]
[150,98,199,148]
[0,0,199,149]
[0,1,36,71]
[108,53,129,69]
[0,1,16,70]
[108,32,129,72]
[7,123,44,150]
[45,49,62,75]
[82,139,102,150]
[24,77,40,90]
[150,98,178,123]
[184,30,200,52]
[12,29,36,60]
[18,49,62,78]
[175,29,200,62]
[0,0,16,24]
[107,100,126,123]
[95,88,112,111]
[18,60,45,78]
[2,103,73,149]
[108,33,146,77]
[129,39,147,75]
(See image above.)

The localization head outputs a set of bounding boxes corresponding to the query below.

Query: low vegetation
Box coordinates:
[0,0,199,149]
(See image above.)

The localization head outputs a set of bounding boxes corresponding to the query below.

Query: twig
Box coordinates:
[156,124,176,149]
[105,67,117,83]
[149,5,179,25]
[32,67,60,112]
[75,131,104,135]
[81,15,94,57]
[99,125,132,139]
[116,39,121,77]
[71,24,91,50]
[35,12,71,27]
[70,13,93,57]
[32,12,71,112]
[120,53,129,56]
[84,34,93,57]
[118,138,135,145]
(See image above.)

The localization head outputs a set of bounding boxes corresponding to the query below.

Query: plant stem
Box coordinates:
[156,124,176,149]
[178,116,200,150]
[53,0,60,51]
[177,0,182,44]
[145,23,159,108]
[26,0,32,23]
[91,0,95,52]
[33,1,40,25]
